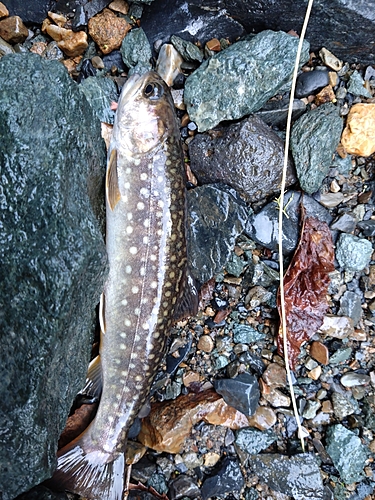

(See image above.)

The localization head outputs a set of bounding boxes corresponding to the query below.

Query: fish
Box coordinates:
[50,71,198,499]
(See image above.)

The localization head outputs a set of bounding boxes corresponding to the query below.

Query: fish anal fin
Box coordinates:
[173,271,199,322]
[106,149,121,211]
[80,355,102,400]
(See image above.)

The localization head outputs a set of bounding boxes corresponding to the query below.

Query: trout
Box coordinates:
[51,71,198,499]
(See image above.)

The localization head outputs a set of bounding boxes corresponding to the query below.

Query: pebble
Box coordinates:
[302,400,321,419]
[331,392,355,419]
[0,35,14,56]
[340,372,371,387]
[169,475,201,500]
[197,334,214,353]
[120,27,152,75]
[256,95,306,129]
[338,291,363,326]
[235,427,277,454]
[156,43,184,86]
[326,424,369,483]
[88,8,131,54]
[330,347,352,365]
[247,406,277,430]
[263,388,291,408]
[291,103,343,194]
[262,363,287,388]
[309,341,329,365]
[336,233,373,271]
[295,68,330,98]
[108,0,129,15]
[58,30,88,57]
[308,366,322,380]
[213,372,260,417]
[233,324,265,343]
[170,34,203,63]
[347,70,372,98]
[330,212,357,233]
[341,103,375,156]
[0,2,8,18]
[91,55,104,69]
[318,314,354,339]
[358,220,375,237]
[201,458,244,500]
[319,47,343,71]
[0,15,29,44]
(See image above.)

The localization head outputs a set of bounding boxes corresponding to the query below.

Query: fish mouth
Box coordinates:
[118,73,144,108]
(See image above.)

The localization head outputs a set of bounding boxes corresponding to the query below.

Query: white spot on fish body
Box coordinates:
[132,286,139,294]
[142,322,149,330]
[126,226,133,234]
[140,187,150,198]
[124,318,131,327]
[127,212,133,220]
[140,173,147,180]
[137,202,145,210]
[125,167,132,174]
[129,246,138,255]
[151,281,157,288]
[124,182,130,189]
[125,265,132,274]
[120,343,126,350]
[143,236,149,244]
[120,332,127,338]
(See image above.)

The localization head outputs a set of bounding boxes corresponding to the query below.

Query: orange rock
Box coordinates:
[248,406,277,430]
[88,8,131,55]
[314,85,336,106]
[309,341,329,365]
[45,24,70,42]
[206,38,221,51]
[0,2,9,19]
[30,41,48,55]
[58,30,88,57]
[138,389,248,453]
[109,0,129,15]
[48,10,67,27]
[341,103,375,157]
[0,15,28,43]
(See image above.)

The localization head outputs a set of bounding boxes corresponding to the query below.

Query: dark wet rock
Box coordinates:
[213,371,260,416]
[187,184,251,286]
[189,115,297,202]
[256,95,306,130]
[0,53,108,499]
[184,30,309,131]
[170,34,203,63]
[244,261,279,288]
[142,0,245,50]
[338,291,362,326]
[295,68,330,98]
[79,76,118,124]
[238,352,266,375]
[169,475,201,500]
[358,219,375,237]
[166,336,192,377]
[250,453,324,499]
[225,252,247,277]
[128,492,160,500]
[330,213,357,233]
[72,5,87,32]
[335,233,373,271]
[233,324,265,343]
[5,0,53,24]
[147,472,168,495]
[120,27,152,75]
[131,456,157,483]
[291,103,343,194]
[84,0,112,18]
[51,0,81,15]
[347,70,372,98]
[16,485,68,500]
[235,427,277,454]
[245,191,332,255]
[201,458,244,500]
[102,50,127,73]
[326,424,369,483]
[77,58,97,82]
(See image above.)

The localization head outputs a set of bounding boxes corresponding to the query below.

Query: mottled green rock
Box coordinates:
[187,184,251,286]
[235,427,277,454]
[291,103,343,194]
[79,76,118,124]
[171,35,203,62]
[233,324,265,343]
[226,252,246,277]
[121,28,152,75]
[335,233,373,272]
[329,347,352,365]
[0,54,108,499]
[184,30,310,131]
[347,70,372,98]
[326,424,369,483]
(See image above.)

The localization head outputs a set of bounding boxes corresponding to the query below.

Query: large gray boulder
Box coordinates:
[0,54,108,499]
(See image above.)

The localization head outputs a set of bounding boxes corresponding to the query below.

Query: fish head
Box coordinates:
[113,71,177,157]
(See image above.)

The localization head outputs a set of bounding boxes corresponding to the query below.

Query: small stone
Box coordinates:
[91,56,104,69]
[42,41,64,61]
[330,213,357,233]
[308,366,322,380]
[248,406,276,430]
[347,70,372,98]
[0,2,9,18]
[197,335,214,353]
[206,37,221,52]
[262,363,287,388]
[48,11,67,27]
[203,452,221,467]
[303,400,321,419]
[331,392,355,419]
[232,324,265,344]
[109,0,129,15]
[182,371,200,388]
[319,192,344,208]
[245,285,273,309]
[201,458,244,500]
[340,372,371,387]
[326,424,369,483]
[310,341,329,365]
[330,347,352,365]
[319,47,343,71]
[171,89,185,110]
[88,9,131,55]
[263,388,291,408]
[45,24,69,42]
[338,291,363,326]
[0,35,14,56]
[321,400,333,413]
[58,30,88,57]
[295,68,330,98]
[170,34,203,63]
[120,27,152,75]
[213,372,260,417]
[315,85,336,105]
[0,15,28,44]
[318,315,354,339]
[147,472,168,495]
[336,233,373,271]
[30,41,48,55]
[235,427,277,454]
[226,252,246,277]
[341,103,375,157]
[329,71,338,86]
[156,43,184,86]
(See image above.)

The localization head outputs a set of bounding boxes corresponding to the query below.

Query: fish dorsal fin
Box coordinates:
[79,355,102,399]
[173,271,199,322]
[106,149,121,211]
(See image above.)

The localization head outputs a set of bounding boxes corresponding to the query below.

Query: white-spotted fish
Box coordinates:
[51,71,198,499]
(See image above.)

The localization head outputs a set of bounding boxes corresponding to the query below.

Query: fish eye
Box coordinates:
[143,82,163,100]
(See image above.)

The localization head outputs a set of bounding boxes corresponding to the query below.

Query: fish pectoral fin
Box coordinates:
[106,148,121,211]
[80,355,103,400]
[173,271,199,322]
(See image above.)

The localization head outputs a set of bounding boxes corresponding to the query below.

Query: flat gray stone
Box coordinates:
[235,427,277,454]
[0,53,108,499]
[335,233,373,272]
[184,30,309,131]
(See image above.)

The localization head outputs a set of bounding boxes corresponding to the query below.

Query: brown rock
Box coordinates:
[206,38,221,51]
[262,362,287,388]
[197,334,214,353]
[138,390,248,453]
[48,11,67,27]
[263,388,290,408]
[310,341,329,365]
[182,370,201,388]
[308,365,322,380]
[321,400,333,413]
[88,8,131,55]
[314,85,335,106]
[125,441,146,465]
[45,24,70,42]
[58,30,88,57]
[0,16,28,44]
[341,103,375,157]
[109,0,129,15]
[0,2,9,18]
[247,406,277,430]
[30,41,48,55]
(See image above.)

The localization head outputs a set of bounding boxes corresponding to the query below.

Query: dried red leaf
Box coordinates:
[277,215,335,369]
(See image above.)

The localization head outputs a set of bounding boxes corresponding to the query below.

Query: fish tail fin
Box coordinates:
[47,434,125,500]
